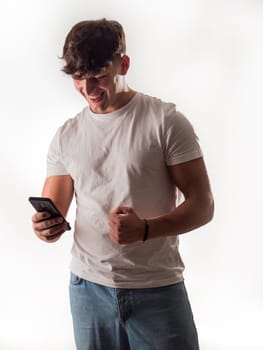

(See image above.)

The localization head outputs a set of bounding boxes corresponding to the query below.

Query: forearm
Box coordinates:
[41,175,74,217]
[147,195,214,240]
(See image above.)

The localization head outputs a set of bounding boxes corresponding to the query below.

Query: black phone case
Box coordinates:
[28,197,71,230]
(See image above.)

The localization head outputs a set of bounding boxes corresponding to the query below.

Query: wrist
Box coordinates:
[146,215,171,239]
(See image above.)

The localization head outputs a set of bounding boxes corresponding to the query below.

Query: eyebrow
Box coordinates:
[72,71,109,80]
[72,74,83,80]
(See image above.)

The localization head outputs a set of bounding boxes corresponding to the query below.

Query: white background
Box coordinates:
[0,0,262,349]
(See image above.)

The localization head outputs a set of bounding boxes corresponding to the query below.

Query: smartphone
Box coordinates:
[28,196,71,230]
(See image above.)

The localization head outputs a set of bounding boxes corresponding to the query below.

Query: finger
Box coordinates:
[32,211,51,223]
[34,217,64,231]
[43,232,64,243]
[38,222,67,239]
[109,211,123,223]
[109,230,120,244]
[109,218,121,235]
[110,216,123,233]
[113,206,133,215]
[108,220,120,235]
[118,206,133,214]
[108,213,120,226]
[33,222,65,236]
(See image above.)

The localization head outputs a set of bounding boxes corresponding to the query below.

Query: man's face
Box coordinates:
[72,56,128,114]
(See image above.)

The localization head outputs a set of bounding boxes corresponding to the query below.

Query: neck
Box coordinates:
[115,75,127,92]
[115,88,136,111]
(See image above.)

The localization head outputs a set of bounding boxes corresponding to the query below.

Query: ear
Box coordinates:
[120,55,130,75]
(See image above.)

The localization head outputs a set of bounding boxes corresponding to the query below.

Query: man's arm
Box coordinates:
[108,157,214,244]
[147,157,214,239]
[32,175,74,243]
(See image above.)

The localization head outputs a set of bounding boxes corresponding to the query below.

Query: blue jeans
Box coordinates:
[69,273,199,350]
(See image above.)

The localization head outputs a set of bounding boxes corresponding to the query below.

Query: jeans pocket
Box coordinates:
[70,272,83,286]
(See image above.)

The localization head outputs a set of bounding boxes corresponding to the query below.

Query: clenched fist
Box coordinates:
[108,206,145,244]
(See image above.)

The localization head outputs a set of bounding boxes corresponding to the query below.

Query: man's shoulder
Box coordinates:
[138,92,176,114]
[136,92,177,124]
[58,106,89,137]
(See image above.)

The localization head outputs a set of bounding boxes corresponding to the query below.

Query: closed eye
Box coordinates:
[96,75,107,80]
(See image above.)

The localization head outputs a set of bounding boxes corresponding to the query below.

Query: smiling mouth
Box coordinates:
[89,91,104,103]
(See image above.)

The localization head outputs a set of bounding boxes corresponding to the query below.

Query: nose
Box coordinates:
[84,78,98,95]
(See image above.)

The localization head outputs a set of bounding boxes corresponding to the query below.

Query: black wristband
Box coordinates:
[143,219,149,242]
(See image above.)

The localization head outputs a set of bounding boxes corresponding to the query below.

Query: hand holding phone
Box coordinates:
[29,197,71,231]
[29,197,71,242]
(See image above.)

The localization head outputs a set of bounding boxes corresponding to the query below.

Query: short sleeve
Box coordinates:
[46,127,69,177]
[164,108,203,166]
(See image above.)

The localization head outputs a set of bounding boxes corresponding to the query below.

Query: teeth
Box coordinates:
[90,92,103,100]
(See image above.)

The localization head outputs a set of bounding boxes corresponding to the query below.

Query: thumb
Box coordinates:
[115,206,134,215]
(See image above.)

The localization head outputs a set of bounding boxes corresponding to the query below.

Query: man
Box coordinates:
[32,18,214,350]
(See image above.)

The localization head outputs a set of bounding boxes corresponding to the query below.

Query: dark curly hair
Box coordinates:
[61,18,126,77]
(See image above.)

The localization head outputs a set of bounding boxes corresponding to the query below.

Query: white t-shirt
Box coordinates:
[47,92,203,288]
